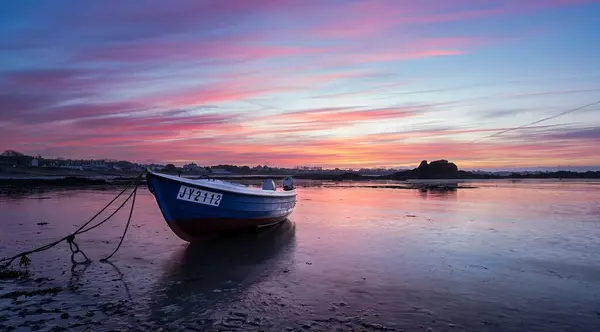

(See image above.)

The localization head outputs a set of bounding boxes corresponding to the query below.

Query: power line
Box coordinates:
[472,100,600,143]
[241,99,287,112]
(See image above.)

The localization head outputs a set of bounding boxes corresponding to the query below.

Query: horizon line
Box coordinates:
[2,150,600,172]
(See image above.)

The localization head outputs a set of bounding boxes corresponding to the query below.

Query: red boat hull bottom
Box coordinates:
[165,215,291,242]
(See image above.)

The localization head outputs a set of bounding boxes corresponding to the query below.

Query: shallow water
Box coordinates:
[1,180,600,331]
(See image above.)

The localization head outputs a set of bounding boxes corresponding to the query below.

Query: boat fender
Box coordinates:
[262,179,276,191]
[282,176,295,191]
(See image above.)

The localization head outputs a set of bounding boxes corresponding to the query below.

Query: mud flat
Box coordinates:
[1,180,599,331]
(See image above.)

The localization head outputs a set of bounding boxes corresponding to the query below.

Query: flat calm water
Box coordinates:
[1,180,600,331]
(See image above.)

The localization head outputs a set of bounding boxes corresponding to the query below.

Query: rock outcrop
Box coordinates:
[417,160,459,178]
[387,159,461,179]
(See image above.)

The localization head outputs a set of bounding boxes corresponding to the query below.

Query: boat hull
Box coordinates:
[146,171,296,242]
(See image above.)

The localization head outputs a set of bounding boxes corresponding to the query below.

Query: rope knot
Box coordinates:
[66,234,75,244]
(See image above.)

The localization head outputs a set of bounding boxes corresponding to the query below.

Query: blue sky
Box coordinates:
[1,0,599,168]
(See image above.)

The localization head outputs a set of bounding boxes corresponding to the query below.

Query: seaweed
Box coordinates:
[0,287,63,300]
[0,267,31,280]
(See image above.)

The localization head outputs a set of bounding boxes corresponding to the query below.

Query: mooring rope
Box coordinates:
[101,175,139,262]
[0,172,144,269]
[77,186,137,235]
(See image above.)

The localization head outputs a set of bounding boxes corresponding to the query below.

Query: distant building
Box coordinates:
[31,159,39,167]
[211,168,232,175]
[183,163,201,172]
[145,164,165,171]
[294,166,323,172]
[83,164,111,171]
[62,165,83,170]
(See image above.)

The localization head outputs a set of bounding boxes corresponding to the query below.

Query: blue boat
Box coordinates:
[146,170,297,242]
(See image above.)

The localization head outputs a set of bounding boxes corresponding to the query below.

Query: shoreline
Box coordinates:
[2,161,600,187]
[0,171,599,190]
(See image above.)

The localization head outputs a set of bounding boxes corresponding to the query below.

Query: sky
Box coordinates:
[1,0,600,169]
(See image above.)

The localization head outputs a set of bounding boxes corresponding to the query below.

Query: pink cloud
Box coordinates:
[0,93,53,118]
[73,2,514,72]
[273,106,420,123]
[297,0,545,42]
[149,67,392,107]
[298,70,392,85]
[3,0,599,169]
[0,98,145,124]
[155,85,296,108]
[310,49,465,69]
[306,2,503,39]
[6,69,88,90]
[228,106,423,136]
[300,36,481,69]
[412,36,505,49]
[310,82,408,99]
[81,39,332,63]
[74,111,240,134]
[357,49,465,62]
[43,0,311,45]
[6,111,246,154]
[8,120,600,168]
[53,103,143,121]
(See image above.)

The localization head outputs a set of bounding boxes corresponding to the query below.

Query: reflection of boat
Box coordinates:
[165,220,296,279]
[146,170,297,242]
[148,221,296,325]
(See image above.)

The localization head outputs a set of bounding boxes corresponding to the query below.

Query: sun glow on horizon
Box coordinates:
[1,0,599,168]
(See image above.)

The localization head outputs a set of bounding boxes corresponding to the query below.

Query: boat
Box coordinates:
[146,170,297,242]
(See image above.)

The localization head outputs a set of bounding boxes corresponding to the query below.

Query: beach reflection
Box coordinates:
[416,187,458,200]
[147,220,296,325]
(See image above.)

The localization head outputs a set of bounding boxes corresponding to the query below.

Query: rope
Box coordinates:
[77,187,137,235]
[66,234,90,265]
[0,172,144,269]
[73,182,134,234]
[101,176,139,262]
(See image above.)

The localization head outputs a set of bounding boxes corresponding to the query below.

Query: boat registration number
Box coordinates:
[176,185,222,207]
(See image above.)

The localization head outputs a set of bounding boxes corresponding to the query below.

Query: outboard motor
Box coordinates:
[262,179,276,191]
[282,176,295,191]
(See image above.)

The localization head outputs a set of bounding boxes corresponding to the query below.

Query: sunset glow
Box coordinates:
[1,0,600,168]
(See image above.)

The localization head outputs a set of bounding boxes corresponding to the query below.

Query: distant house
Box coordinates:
[82,164,110,171]
[31,159,39,167]
[146,164,165,171]
[183,163,201,172]
[211,168,232,175]
[62,165,83,170]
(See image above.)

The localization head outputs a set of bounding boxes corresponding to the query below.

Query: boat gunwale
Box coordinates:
[147,170,297,198]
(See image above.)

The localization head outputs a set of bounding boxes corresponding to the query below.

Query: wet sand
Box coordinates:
[1,180,600,331]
